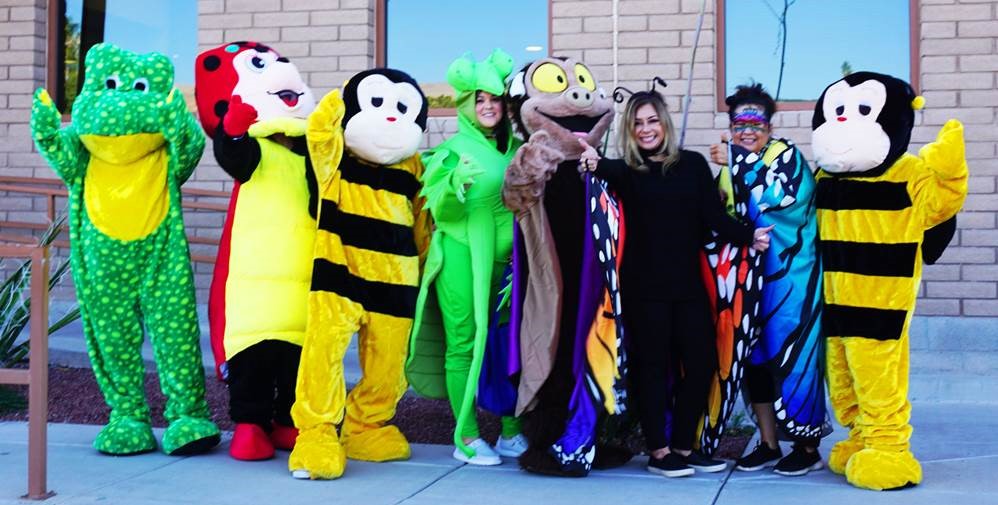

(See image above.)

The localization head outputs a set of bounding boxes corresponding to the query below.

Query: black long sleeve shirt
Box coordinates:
[595,150,753,301]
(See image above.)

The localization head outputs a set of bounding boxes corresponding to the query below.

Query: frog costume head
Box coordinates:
[447,49,515,150]
[71,43,179,164]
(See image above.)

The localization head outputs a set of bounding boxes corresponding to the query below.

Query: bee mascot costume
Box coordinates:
[288,68,431,480]
[811,72,967,491]
[194,41,318,461]
[502,57,630,476]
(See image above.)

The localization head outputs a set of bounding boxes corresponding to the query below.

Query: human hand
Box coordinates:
[752,224,775,252]
[577,138,601,173]
[222,95,259,138]
[709,132,729,166]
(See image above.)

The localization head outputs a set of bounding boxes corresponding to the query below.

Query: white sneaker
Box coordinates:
[494,434,528,458]
[452,438,502,466]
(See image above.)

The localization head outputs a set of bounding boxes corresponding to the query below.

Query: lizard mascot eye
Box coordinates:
[574,64,596,92]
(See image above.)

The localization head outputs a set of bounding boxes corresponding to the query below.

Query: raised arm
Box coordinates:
[307,89,346,193]
[161,88,205,184]
[30,89,85,183]
[211,94,262,183]
[696,152,754,245]
[913,119,968,229]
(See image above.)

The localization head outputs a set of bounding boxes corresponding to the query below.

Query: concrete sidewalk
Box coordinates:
[1,402,995,505]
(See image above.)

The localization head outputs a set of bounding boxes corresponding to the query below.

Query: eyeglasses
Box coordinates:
[731,122,768,133]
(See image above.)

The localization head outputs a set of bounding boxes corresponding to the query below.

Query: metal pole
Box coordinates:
[26,246,53,500]
[679,0,708,148]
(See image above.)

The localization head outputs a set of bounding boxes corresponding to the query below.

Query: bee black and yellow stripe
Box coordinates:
[310,152,424,319]
[816,154,933,341]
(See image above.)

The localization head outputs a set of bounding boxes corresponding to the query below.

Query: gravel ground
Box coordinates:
[0,366,750,459]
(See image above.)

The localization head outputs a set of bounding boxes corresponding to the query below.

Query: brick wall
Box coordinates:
[0,0,50,224]
[550,0,998,318]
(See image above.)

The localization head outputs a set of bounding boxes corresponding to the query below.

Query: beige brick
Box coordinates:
[225,0,281,13]
[963,265,998,281]
[963,299,998,316]
[281,26,337,42]
[339,0,370,8]
[937,246,995,264]
[922,55,957,73]
[649,13,712,30]
[619,0,679,15]
[311,40,367,56]
[926,281,995,298]
[584,16,613,32]
[915,299,961,316]
[199,0,224,14]
[957,212,996,229]
[921,37,993,56]
[552,17,582,34]
[338,24,369,41]
[923,21,956,38]
[200,13,252,29]
[339,55,370,71]
[553,32,611,50]
[310,9,368,26]
[922,264,961,281]
[618,15,647,31]
[552,1,613,18]
[923,72,993,90]
[224,27,279,42]
[960,54,998,72]
[962,230,998,246]
[253,11,310,27]
[921,90,958,107]
[9,5,38,21]
[922,4,991,21]
[959,20,998,37]
[617,48,647,64]
[283,0,340,10]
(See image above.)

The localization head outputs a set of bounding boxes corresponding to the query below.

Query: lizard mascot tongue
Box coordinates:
[31,43,219,456]
[502,57,630,476]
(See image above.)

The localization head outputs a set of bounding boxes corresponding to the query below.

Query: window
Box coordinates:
[52,0,197,112]
[717,0,918,109]
[384,0,550,112]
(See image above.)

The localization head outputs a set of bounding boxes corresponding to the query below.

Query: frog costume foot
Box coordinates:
[162,417,221,456]
[342,424,411,462]
[288,425,346,480]
[94,417,157,455]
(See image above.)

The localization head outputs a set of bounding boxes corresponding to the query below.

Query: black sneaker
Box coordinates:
[774,444,823,476]
[647,452,695,478]
[735,443,783,472]
[680,450,727,473]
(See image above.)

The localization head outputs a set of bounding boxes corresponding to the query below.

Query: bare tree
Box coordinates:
[759,0,797,101]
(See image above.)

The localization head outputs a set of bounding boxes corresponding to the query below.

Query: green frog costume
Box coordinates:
[406,49,523,458]
[30,43,220,455]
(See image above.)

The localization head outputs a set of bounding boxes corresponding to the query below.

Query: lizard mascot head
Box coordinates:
[811,71,919,178]
[341,68,428,165]
[194,41,316,138]
[507,57,614,159]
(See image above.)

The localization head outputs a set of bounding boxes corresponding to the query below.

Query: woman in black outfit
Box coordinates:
[579,90,772,478]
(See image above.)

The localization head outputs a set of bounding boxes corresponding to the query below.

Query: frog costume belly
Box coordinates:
[30,43,219,456]
[406,50,523,458]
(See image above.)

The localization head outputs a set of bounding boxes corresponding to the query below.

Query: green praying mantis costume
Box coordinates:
[407,49,522,457]
[30,43,220,456]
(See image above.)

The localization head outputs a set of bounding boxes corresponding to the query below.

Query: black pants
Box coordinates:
[227,339,302,429]
[625,297,716,452]
[744,363,821,448]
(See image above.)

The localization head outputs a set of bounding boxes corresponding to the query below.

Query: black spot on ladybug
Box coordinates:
[203,55,221,71]
[277,57,289,63]
[214,99,229,118]
[255,43,271,53]
[234,41,249,46]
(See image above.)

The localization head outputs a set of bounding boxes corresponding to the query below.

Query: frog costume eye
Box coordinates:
[133,77,149,93]
[106,75,122,90]
[531,63,568,94]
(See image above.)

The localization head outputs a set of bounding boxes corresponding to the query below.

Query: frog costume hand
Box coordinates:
[406,49,523,459]
[31,43,219,456]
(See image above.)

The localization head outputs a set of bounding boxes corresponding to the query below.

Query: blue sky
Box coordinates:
[725,0,911,101]
[386,0,549,85]
[67,0,198,84]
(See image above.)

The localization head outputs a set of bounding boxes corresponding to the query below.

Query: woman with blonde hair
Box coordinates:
[579,81,772,478]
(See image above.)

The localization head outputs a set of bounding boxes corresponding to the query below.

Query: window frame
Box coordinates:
[377,0,553,117]
[714,0,922,113]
